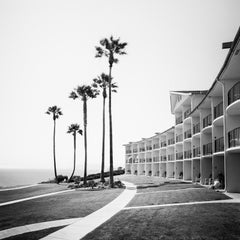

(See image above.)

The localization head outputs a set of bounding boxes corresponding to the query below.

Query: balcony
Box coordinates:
[193,147,200,158]
[153,143,160,149]
[139,158,145,163]
[153,156,160,162]
[176,115,183,125]
[133,158,138,163]
[161,141,167,147]
[203,143,212,155]
[203,114,212,129]
[126,159,132,164]
[214,102,223,119]
[184,108,191,119]
[184,150,192,159]
[184,129,192,139]
[215,137,224,153]
[161,155,167,161]
[133,148,138,153]
[176,134,183,143]
[146,146,152,151]
[193,123,200,135]
[168,154,175,161]
[139,147,145,152]
[228,127,240,148]
[176,152,183,160]
[228,82,240,105]
[146,158,152,163]
[126,149,132,154]
[168,138,175,145]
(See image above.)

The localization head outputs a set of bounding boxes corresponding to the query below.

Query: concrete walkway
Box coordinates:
[0,184,39,192]
[41,181,137,240]
[0,218,82,240]
[0,189,75,207]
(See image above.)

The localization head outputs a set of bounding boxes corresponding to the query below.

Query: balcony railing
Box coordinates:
[203,142,212,155]
[176,152,183,160]
[193,123,200,135]
[146,158,152,163]
[153,156,160,162]
[176,134,183,143]
[139,147,145,152]
[133,158,138,163]
[193,147,200,157]
[184,129,192,139]
[203,114,212,128]
[139,158,145,163]
[176,115,183,125]
[133,148,138,153]
[184,108,191,119]
[184,150,192,159]
[161,141,167,147]
[153,143,160,149]
[168,138,175,145]
[168,154,175,161]
[126,149,132,154]
[161,155,167,161]
[214,102,223,119]
[228,127,240,148]
[228,82,240,105]
[146,146,152,151]
[215,137,224,152]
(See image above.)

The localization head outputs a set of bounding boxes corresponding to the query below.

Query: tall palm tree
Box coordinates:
[45,106,63,182]
[69,85,99,185]
[95,36,127,187]
[92,73,117,183]
[67,124,83,181]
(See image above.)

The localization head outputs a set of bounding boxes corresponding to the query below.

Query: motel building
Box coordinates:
[124,28,240,193]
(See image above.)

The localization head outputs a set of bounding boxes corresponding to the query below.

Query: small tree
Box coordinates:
[67,124,83,181]
[45,106,63,182]
[95,36,127,187]
[69,85,99,185]
[92,73,117,183]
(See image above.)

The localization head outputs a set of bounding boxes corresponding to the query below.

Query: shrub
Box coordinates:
[56,175,68,183]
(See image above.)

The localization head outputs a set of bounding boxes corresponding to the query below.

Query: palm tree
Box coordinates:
[67,124,83,181]
[95,36,127,187]
[92,73,117,183]
[69,85,99,185]
[45,106,63,182]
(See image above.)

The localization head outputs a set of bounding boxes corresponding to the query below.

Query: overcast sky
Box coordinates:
[0,0,240,175]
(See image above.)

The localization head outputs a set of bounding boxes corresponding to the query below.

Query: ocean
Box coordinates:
[0,169,83,188]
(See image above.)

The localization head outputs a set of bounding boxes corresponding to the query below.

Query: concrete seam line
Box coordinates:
[0,184,40,192]
[0,189,75,207]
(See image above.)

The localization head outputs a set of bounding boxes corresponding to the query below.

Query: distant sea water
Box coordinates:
[0,169,84,188]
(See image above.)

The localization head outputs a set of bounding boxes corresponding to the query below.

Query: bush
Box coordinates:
[56,175,68,183]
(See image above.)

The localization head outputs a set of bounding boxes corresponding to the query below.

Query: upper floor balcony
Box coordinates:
[203,142,212,156]
[161,155,167,161]
[126,149,132,154]
[184,150,192,159]
[193,146,200,158]
[214,102,223,119]
[228,127,240,149]
[214,137,224,153]
[146,145,152,151]
[176,115,183,125]
[139,158,145,163]
[228,82,240,106]
[139,147,145,152]
[203,114,212,129]
[176,134,183,143]
[184,108,191,119]
[161,141,167,147]
[168,138,175,145]
[168,154,175,161]
[133,148,138,153]
[176,152,183,160]
[193,123,200,135]
[153,156,160,162]
[146,157,152,163]
[184,129,192,139]
[153,143,160,149]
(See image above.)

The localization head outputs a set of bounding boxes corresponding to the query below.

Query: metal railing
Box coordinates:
[228,82,240,105]
[176,152,183,160]
[215,137,224,152]
[193,123,200,134]
[203,142,212,155]
[203,114,212,128]
[184,150,192,159]
[184,108,191,119]
[184,129,192,139]
[193,147,200,157]
[214,102,223,119]
[228,127,240,148]
[168,138,175,145]
[176,115,183,125]
[176,134,183,143]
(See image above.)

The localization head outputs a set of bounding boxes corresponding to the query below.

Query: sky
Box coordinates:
[0,0,240,176]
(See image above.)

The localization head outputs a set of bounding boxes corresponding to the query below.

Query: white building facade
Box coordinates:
[124,28,240,193]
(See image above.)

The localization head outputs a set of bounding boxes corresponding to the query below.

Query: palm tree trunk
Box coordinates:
[108,65,114,188]
[70,133,76,181]
[53,119,58,182]
[83,99,87,185]
[101,95,106,183]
